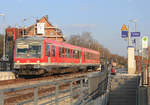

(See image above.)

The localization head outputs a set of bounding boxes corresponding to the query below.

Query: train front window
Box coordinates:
[17,43,41,58]
[29,45,41,57]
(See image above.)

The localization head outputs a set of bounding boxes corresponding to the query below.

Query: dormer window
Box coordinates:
[50,31,54,36]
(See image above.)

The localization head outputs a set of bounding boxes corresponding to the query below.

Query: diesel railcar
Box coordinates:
[14,36,100,75]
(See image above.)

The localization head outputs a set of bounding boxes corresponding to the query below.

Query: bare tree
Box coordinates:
[67,32,103,51]
[0,35,4,58]
[67,32,127,66]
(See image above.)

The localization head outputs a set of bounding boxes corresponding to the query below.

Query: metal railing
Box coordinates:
[136,75,140,105]
[0,77,86,105]
[136,61,149,105]
[0,70,111,105]
[78,65,111,105]
[81,76,110,105]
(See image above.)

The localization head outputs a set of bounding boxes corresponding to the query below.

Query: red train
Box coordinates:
[14,36,100,75]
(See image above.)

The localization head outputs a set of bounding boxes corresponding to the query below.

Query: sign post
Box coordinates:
[141,36,148,84]
[121,24,136,74]
[121,31,128,38]
[121,24,128,38]
[131,32,140,37]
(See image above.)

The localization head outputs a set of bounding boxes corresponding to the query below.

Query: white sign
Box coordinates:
[37,23,45,34]
[17,44,29,48]
[142,36,148,49]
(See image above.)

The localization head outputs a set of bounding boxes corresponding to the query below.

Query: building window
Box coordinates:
[50,31,54,36]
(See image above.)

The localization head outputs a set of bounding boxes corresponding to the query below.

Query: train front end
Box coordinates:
[14,37,45,76]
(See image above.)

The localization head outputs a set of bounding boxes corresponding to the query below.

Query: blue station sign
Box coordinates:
[131,32,140,37]
[121,31,128,38]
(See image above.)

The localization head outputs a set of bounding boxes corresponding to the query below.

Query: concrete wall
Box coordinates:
[138,87,147,105]
[86,70,109,105]
[86,92,109,105]
[128,47,136,74]
[88,71,107,94]
[0,72,15,80]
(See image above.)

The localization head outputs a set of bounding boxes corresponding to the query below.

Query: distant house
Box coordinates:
[25,15,65,42]
[6,15,65,42]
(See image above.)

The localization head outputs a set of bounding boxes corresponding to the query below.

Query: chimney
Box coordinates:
[45,15,48,20]
[36,19,39,23]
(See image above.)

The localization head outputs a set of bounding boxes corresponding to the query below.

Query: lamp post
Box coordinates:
[129,19,138,55]
[22,18,27,36]
[32,16,38,35]
[130,19,137,32]
[0,13,6,60]
[22,16,38,35]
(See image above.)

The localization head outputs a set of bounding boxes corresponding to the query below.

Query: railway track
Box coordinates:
[0,70,97,86]
[0,70,99,105]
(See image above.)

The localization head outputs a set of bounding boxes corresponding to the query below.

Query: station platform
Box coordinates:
[0,71,16,80]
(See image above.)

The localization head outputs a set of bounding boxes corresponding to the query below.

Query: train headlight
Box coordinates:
[17,60,20,63]
[37,60,40,63]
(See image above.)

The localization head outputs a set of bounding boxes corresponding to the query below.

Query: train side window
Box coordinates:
[78,51,79,58]
[87,52,88,59]
[65,48,67,58]
[59,47,61,57]
[86,52,88,59]
[52,45,55,57]
[73,50,75,58]
[71,49,73,58]
[84,52,86,61]
[89,53,91,59]
[68,49,70,58]
[80,51,82,58]
[62,48,64,58]
[45,44,50,57]
[75,50,78,58]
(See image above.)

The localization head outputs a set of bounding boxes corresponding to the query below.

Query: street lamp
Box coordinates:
[0,13,6,60]
[31,16,38,35]
[22,18,27,36]
[129,19,137,32]
[129,19,138,55]
[22,16,38,35]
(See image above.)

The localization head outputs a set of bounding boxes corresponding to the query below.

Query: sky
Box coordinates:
[0,0,150,56]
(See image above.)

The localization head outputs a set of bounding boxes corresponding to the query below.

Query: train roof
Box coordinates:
[45,38,99,54]
[16,36,45,41]
[16,36,99,54]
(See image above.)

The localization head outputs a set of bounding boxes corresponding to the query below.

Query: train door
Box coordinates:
[80,50,82,64]
[55,46,58,63]
[68,48,72,63]
[61,47,64,63]
[70,49,73,63]
[45,44,51,63]
[51,45,57,63]
[82,49,86,63]
[47,45,51,63]
[58,47,62,63]
[64,48,67,63]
